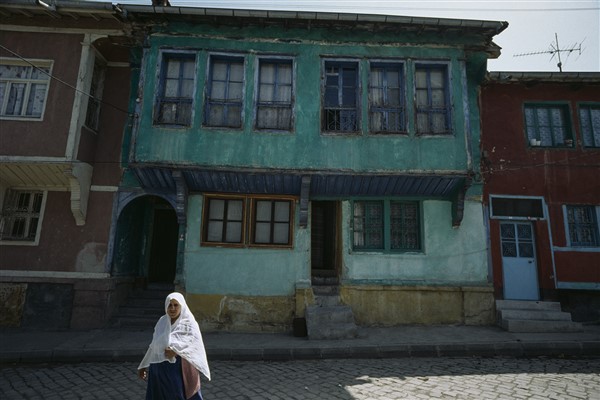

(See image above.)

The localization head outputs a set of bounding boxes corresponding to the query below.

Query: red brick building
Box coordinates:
[0,1,132,329]
[480,72,600,321]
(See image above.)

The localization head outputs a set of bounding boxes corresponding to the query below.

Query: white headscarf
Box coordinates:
[138,292,211,381]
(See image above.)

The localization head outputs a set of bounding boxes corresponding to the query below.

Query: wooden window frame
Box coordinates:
[352,199,422,252]
[368,61,406,134]
[414,63,452,135]
[154,51,196,127]
[201,194,295,249]
[0,189,47,246]
[204,54,245,129]
[322,59,360,133]
[255,57,295,132]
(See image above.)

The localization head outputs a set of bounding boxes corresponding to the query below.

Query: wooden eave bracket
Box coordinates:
[64,163,93,226]
[299,175,311,228]
[451,177,472,228]
[172,170,188,225]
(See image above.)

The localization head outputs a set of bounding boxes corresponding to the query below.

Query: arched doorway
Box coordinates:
[112,195,178,284]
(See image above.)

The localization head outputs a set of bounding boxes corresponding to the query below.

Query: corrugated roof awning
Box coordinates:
[130,166,471,227]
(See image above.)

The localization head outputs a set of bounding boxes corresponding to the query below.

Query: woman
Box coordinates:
[138,292,211,400]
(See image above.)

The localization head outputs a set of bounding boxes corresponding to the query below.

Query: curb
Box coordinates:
[2,341,599,365]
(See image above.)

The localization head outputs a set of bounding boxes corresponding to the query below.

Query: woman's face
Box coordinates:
[167,299,181,321]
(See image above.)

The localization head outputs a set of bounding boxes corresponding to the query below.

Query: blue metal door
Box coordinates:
[500,222,540,300]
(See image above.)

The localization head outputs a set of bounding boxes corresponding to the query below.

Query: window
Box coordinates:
[490,196,545,219]
[524,104,572,147]
[155,53,196,126]
[369,62,405,133]
[353,200,421,251]
[205,55,244,128]
[390,201,420,250]
[0,59,51,119]
[579,104,600,148]
[251,199,292,245]
[84,57,106,131]
[415,64,451,135]
[204,197,245,244]
[202,195,294,248]
[0,190,45,243]
[256,58,294,131]
[566,205,600,247]
[323,61,359,132]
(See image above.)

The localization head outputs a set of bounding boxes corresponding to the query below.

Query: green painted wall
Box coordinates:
[184,196,487,296]
[342,200,488,285]
[132,25,487,174]
[184,195,311,296]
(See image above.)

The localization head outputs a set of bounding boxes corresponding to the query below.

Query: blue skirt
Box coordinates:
[146,357,203,400]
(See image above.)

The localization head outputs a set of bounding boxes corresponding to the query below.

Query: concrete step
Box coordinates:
[305,304,358,340]
[312,276,339,286]
[313,285,339,296]
[314,295,341,307]
[496,300,561,312]
[500,319,583,333]
[498,309,573,322]
[496,299,582,333]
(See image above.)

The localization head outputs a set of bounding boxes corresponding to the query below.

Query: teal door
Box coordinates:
[500,222,540,300]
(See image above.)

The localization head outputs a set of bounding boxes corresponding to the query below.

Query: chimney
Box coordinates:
[152,0,171,6]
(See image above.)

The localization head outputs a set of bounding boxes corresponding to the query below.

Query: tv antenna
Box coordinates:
[513,33,584,72]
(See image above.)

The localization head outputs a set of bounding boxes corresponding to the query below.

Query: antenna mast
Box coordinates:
[513,33,584,72]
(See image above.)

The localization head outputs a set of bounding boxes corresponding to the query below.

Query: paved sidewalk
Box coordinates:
[1,324,599,365]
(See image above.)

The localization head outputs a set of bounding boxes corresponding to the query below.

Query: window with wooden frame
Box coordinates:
[204,55,245,128]
[415,63,451,135]
[256,58,294,131]
[0,189,45,243]
[353,200,421,252]
[322,60,359,133]
[0,58,52,120]
[524,103,572,147]
[565,205,600,247]
[202,194,294,248]
[155,52,196,127]
[579,103,600,148]
[369,62,405,133]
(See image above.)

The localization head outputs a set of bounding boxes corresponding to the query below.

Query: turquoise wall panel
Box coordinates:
[342,200,488,285]
[184,195,311,296]
[132,32,483,174]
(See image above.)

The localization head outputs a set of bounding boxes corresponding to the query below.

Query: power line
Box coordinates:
[0,44,135,117]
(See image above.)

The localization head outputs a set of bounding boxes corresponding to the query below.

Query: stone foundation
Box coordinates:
[340,284,495,326]
[0,272,134,330]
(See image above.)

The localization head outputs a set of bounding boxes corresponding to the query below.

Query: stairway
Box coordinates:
[496,300,583,333]
[110,283,174,329]
[305,276,358,340]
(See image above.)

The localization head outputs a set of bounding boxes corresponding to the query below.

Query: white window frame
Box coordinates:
[0,189,47,246]
[563,205,600,248]
[489,195,546,221]
[0,57,53,121]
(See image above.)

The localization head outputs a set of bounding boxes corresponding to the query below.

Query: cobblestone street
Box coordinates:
[1,357,599,399]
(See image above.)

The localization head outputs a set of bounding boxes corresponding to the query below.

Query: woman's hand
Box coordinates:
[138,368,148,381]
[164,347,177,359]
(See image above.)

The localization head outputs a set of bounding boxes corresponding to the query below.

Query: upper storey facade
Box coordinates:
[126,7,507,181]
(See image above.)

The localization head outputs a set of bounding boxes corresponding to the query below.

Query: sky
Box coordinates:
[93,0,600,72]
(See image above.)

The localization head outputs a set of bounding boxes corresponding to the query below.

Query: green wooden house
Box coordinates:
[111,4,507,332]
